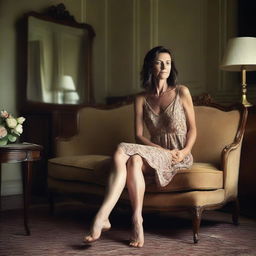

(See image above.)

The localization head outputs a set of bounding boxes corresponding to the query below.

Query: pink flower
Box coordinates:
[0,110,9,118]
[0,125,7,139]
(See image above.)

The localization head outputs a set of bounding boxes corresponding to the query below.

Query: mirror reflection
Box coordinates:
[27,16,88,104]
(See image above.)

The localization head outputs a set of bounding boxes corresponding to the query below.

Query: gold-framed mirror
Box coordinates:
[25,4,95,106]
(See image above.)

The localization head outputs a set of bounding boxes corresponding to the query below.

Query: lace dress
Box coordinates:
[119,86,193,187]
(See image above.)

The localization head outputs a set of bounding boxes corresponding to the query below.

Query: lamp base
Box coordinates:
[241,95,252,107]
[63,91,80,104]
[241,81,252,107]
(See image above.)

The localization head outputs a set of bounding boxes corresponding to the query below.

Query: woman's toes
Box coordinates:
[83,217,111,243]
[129,241,137,247]
[129,240,144,248]
[137,241,144,248]
[84,235,95,243]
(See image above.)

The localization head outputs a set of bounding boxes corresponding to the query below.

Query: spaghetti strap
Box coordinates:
[176,85,180,95]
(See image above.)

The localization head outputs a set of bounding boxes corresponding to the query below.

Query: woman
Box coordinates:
[84,46,197,248]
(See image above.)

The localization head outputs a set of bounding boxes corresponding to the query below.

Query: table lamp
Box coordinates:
[60,75,80,104]
[220,37,256,107]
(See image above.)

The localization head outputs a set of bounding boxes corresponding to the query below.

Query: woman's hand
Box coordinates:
[169,149,178,160]
[167,149,187,164]
[173,150,185,164]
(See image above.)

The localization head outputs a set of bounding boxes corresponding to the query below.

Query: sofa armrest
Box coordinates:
[54,135,88,157]
[220,105,247,201]
[222,139,243,201]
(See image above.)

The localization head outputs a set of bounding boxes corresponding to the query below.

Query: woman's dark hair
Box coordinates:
[140,46,178,91]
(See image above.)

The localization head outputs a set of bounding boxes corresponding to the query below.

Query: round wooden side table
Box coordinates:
[0,142,43,235]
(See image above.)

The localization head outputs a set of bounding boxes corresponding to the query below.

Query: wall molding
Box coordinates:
[1,180,22,196]
[216,0,242,103]
[81,0,85,22]
[132,0,140,92]
[104,0,109,97]
[150,0,158,48]
[218,0,227,92]
[191,0,208,95]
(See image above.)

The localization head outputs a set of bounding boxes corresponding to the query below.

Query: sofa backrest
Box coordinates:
[74,104,136,155]
[192,106,240,165]
[56,103,241,166]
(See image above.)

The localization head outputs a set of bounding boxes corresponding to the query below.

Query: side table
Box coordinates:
[0,142,43,235]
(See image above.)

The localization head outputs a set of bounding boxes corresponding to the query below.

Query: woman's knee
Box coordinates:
[127,155,143,168]
[113,144,127,162]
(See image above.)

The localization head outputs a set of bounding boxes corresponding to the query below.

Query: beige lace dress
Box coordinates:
[119,86,193,187]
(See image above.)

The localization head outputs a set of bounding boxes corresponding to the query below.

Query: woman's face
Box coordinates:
[152,52,171,80]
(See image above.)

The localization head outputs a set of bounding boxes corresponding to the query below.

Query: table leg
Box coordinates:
[22,161,32,235]
[0,164,2,210]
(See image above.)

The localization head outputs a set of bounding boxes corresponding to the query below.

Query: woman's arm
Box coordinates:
[134,94,161,148]
[174,85,197,163]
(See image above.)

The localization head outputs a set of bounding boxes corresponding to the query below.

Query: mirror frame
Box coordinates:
[19,3,95,111]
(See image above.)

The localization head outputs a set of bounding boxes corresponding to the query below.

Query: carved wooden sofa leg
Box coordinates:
[191,206,203,243]
[231,198,240,225]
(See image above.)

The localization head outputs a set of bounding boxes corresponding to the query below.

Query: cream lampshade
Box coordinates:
[60,75,80,104]
[220,37,256,107]
[60,75,76,91]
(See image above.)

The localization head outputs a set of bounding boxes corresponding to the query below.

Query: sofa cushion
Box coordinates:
[146,163,223,192]
[48,155,223,193]
[48,155,111,185]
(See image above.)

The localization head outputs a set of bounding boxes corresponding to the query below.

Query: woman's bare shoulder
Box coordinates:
[178,85,191,98]
[135,91,147,103]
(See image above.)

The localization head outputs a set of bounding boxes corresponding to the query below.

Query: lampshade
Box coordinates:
[220,37,256,71]
[60,75,76,91]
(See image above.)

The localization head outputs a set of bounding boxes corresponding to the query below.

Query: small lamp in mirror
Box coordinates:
[61,75,80,104]
[220,37,256,107]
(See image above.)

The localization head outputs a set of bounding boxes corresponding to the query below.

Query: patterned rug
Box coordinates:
[0,202,256,256]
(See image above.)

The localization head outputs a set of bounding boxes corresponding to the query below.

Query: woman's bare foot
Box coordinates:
[83,218,111,243]
[129,216,144,248]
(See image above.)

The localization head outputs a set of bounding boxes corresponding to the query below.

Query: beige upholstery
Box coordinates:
[48,102,247,243]
[55,106,136,157]
[49,157,223,193]
[192,107,240,164]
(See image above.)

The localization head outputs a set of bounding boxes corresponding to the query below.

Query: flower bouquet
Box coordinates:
[0,110,26,146]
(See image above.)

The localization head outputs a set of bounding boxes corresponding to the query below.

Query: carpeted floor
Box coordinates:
[0,202,256,256]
